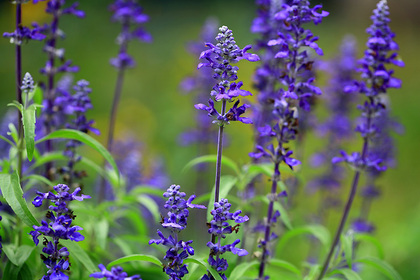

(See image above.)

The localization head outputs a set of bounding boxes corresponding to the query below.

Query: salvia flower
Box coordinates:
[30,184,90,280]
[334,0,404,173]
[195,25,259,126]
[202,198,248,280]
[3,23,45,45]
[21,72,35,94]
[109,0,152,69]
[317,2,404,278]
[149,185,205,280]
[90,264,141,280]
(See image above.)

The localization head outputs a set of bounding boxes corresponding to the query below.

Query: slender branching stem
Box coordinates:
[210,99,226,246]
[98,19,130,203]
[15,3,23,180]
[258,161,280,279]
[317,102,373,279]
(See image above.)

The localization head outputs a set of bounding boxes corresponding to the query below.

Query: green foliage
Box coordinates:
[184,257,223,280]
[355,257,402,280]
[61,240,97,274]
[0,172,40,227]
[183,154,241,176]
[35,129,120,181]
[106,254,163,269]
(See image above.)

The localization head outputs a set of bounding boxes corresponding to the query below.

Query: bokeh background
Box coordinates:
[0,0,419,278]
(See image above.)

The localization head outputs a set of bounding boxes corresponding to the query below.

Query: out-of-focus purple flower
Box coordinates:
[307,36,358,196]
[90,264,141,280]
[150,185,205,280]
[202,198,248,280]
[334,0,404,174]
[30,184,89,279]
[3,23,45,45]
[109,0,152,69]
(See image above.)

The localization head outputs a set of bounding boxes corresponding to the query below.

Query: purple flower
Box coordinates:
[149,185,205,280]
[90,264,141,280]
[203,198,248,280]
[30,184,89,279]
[109,0,152,69]
[3,23,45,45]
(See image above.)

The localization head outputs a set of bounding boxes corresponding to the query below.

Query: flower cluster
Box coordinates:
[249,1,328,278]
[335,0,404,173]
[149,185,205,280]
[109,0,152,69]
[202,198,248,280]
[90,264,141,280]
[55,80,99,185]
[3,23,45,45]
[30,184,90,280]
[195,25,259,126]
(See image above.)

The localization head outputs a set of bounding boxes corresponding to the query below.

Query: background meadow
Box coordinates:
[0,0,419,279]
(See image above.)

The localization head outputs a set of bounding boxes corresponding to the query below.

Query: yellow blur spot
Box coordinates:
[22,1,49,25]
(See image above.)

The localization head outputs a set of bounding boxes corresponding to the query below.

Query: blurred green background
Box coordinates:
[0,0,419,278]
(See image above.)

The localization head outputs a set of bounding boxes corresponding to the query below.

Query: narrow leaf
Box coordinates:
[341,234,354,269]
[354,233,385,259]
[0,172,40,227]
[269,259,302,276]
[183,154,240,175]
[22,174,54,187]
[229,260,259,280]
[22,105,36,161]
[35,129,119,180]
[61,240,97,273]
[355,257,402,280]
[184,257,223,280]
[0,135,15,147]
[277,225,330,254]
[328,268,362,280]
[106,254,163,269]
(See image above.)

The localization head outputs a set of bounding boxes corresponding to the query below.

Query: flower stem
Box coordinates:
[15,3,23,180]
[317,109,372,279]
[98,19,130,203]
[258,162,280,280]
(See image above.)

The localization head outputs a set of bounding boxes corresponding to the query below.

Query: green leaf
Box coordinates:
[61,240,97,273]
[4,260,20,280]
[183,154,240,176]
[28,152,66,171]
[355,257,402,280]
[341,233,354,269]
[0,172,40,227]
[22,105,36,161]
[106,254,163,269]
[277,225,330,254]
[35,129,119,180]
[0,134,16,147]
[269,259,302,276]
[8,123,19,144]
[229,260,259,280]
[207,175,237,220]
[21,174,54,187]
[3,245,35,267]
[327,268,362,280]
[95,217,109,250]
[7,101,23,112]
[130,185,166,197]
[17,263,33,279]
[303,264,320,280]
[184,257,223,280]
[136,194,160,223]
[354,233,385,259]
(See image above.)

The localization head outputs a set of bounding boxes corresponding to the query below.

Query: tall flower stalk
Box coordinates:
[317,1,404,278]
[195,25,258,206]
[250,1,328,278]
[99,0,152,202]
[39,0,85,179]
[3,0,45,178]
